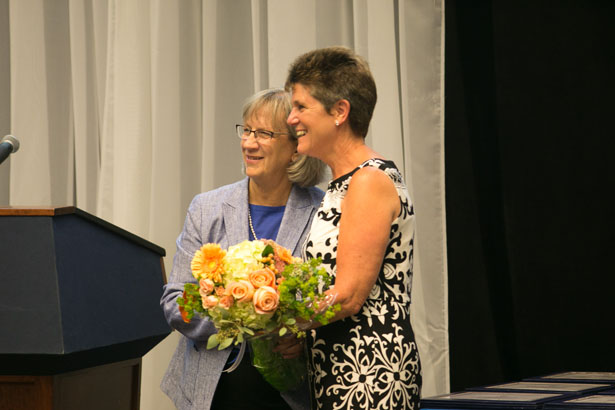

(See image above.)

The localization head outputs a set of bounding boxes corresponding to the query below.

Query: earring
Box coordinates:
[335,120,340,127]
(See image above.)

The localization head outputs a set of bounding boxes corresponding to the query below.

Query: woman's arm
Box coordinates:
[160,196,218,341]
[324,166,400,321]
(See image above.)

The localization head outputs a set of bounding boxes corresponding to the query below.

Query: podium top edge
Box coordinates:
[0,206,76,216]
[0,206,165,256]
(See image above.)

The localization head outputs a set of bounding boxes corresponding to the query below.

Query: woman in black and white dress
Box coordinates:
[285,47,422,410]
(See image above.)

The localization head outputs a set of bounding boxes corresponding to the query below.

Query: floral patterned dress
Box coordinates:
[304,159,422,410]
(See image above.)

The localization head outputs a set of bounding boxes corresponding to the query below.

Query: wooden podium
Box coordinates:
[0,207,171,410]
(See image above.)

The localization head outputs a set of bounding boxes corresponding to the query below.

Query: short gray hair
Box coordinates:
[242,88,326,187]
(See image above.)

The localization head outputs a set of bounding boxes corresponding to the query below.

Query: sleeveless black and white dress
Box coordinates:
[304,159,422,410]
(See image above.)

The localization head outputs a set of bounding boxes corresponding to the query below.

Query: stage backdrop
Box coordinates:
[445,0,615,392]
[0,1,447,408]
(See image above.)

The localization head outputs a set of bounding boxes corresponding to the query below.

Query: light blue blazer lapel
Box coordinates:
[222,177,250,247]
[276,185,317,256]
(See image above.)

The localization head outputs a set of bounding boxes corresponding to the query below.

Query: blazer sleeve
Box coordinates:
[160,193,220,342]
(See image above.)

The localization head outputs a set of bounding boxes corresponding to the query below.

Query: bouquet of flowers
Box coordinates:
[177,239,339,391]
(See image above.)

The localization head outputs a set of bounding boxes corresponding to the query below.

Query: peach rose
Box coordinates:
[253,286,279,314]
[218,295,234,309]
[199,278,215,297]
[215,286,228,297]
[249,268,277,289]
[202,295,218,309]
[227,280,255,303]
[274,244,294,264]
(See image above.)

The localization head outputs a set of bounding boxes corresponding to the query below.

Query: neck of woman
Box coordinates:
[248,177,293,206]
[325,136,382,180]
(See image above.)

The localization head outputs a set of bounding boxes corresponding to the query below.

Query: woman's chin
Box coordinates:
[244,166,259,179]
[296,141,311,156]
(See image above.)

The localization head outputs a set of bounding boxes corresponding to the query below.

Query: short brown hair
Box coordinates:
[242,88,326,187]
[285,46,377,138]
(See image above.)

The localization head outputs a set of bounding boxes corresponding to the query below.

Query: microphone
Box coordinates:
[0,135,20,165]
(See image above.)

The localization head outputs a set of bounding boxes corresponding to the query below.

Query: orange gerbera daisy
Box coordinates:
[191,243,226,282]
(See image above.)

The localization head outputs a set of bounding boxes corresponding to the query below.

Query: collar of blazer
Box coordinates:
[222,177,315,256]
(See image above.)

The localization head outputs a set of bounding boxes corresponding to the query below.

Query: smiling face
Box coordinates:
[242,108,297,187]
[287,83,337,159]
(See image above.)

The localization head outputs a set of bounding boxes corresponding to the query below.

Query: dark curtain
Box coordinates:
[445,0,615,391]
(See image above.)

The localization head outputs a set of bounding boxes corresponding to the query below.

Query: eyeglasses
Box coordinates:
[235,124,289,142]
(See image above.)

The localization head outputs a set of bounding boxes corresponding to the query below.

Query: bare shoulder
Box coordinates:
[348,165,396,197]
[345,165,399,218]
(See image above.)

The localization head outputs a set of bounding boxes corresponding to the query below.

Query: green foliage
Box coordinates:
[262,244,274,258]
[274,257,341,337]
[176,283,205,322]
[206,334,218,349]
[218,337,234,350]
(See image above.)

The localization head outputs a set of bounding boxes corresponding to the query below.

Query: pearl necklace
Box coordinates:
[248,205,258,240]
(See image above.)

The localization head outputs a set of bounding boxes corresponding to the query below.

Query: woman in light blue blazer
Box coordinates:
[160,88,325,410]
